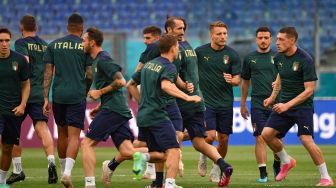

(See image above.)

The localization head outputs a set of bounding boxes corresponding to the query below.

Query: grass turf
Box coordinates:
[8,145,336,188]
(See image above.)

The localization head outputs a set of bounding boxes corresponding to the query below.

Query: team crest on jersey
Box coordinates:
[292,61,299,71]
[223,55,229,64]
[12,61,18,71]
[271,56,274,64]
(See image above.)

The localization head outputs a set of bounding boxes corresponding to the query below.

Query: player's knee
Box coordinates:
[2,144,13,153]
[299,135,315,148]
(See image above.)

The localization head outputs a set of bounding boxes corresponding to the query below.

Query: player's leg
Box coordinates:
[134,131,155,180]
[182,111,233,187]
[296,109,333,186]
[62,101,86,188]
[0,116,24,186]
[31,103,57,184]
[81,137,98,188]
[262,111,296,182]
[167,104,184,178]
[7,144,25,185]
[251,108,268,182]
[52,102,68,177]
[199,107,216,177]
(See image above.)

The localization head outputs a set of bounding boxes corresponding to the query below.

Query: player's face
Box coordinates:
[143,33,159,45]
[0,33,11,57]
[82,32,91,54]
[256,32,272,51]
[169,20,185,41]
[276,32,295,53]
[211,26,227,47]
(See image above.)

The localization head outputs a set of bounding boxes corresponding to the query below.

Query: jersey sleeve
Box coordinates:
[131,70,141,85]
[98,59,122,80]
[241,56,251,80]
[14,40,29,56]
[43,43,54,64]
[160,63,177,83]
[302,59,318,82]
[231,51,241,76]
[19,57,30,81]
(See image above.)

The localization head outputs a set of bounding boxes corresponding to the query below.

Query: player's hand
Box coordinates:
[43,99,50,116]
[185,81,194,93]
[12,104,25,117]
[223,73,233,84]
[263,97,273,108]
[88,90,102,100]
[273,103,289,114]
[240,105,250,120]
[186,95,201,103]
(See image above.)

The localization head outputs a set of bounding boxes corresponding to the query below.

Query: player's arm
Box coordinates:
[134,62,144,72]
[88,72,126,100]
[223,73,240,86]
[264,74,281,108]
[43,63,54,116]
[161,79,201,103]
[240,79,250,119]
[126,79,140,103]
[85,65,93,94]
[175,75,194,93]
[13,79,30,117]
[273,81,315,113]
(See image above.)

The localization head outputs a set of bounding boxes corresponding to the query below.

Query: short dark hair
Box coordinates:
[279,26,298,41]
[20,15,37,32]
[256,26,272,36]
[143,26,161,36]
[209,21,228,32]
[0,28,11,38]
[158,34,177,54]
[86,27,104,46]
[164,16,187,32]
[67,13,84,32]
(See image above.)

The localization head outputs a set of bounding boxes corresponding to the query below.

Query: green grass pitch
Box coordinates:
[8,145,336,188]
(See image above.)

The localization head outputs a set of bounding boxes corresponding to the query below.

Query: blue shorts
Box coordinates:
[0,115,25,145]
[265,109,314,138]
[139,120,179,152]
[204,107,233,135]
[251,108,272,136]
[52,100,86,130]
[181,110,207,140]
[137,104,182,142]
[86,109,133,149]
[167,104,183,132]
[25,103,48,126]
